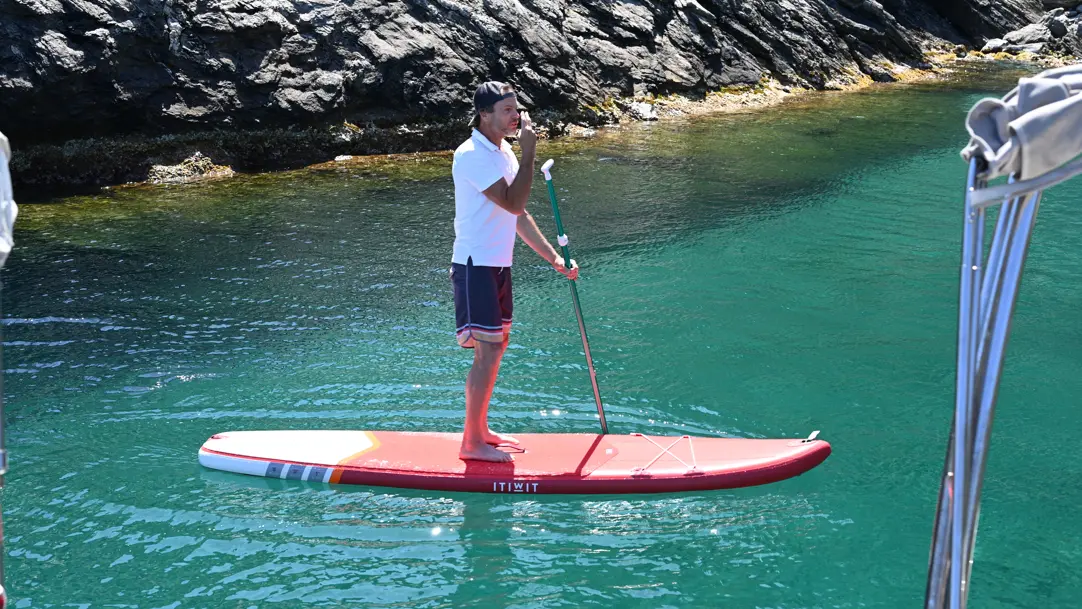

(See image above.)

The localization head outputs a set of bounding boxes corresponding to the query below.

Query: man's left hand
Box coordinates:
[553,256,579,280]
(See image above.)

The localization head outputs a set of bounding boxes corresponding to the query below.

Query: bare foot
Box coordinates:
[460,441,514,463]
[483,430,519,447]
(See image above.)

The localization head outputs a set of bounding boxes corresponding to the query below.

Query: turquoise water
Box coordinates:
[4,62,1082,607]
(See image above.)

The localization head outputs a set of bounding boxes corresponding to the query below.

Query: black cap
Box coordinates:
[473,81,516,112]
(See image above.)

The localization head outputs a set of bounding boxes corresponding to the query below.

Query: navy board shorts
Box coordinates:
[450,257,512,348]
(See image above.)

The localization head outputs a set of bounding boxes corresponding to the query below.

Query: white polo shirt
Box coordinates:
[451,129,519,267]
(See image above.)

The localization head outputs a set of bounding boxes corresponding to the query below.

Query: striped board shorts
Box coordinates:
[450,257,512,348]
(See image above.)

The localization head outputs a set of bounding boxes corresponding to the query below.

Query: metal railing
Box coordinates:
[924,157,1062,608]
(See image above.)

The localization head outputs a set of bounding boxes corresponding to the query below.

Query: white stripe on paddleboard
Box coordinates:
[199,450,336,483]
[199,450,273,478]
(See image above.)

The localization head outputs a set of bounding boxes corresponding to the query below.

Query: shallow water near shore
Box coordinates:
[3,61,1082,607]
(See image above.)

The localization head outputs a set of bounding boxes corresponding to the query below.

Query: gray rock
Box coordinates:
[146,151,234,184]
[627,101,657,121]
[1004,42,1049,54]
[1050,18,1069,38]
[1005,23,1054,44]
[934,0,1045,42]
[981,38,1009,52]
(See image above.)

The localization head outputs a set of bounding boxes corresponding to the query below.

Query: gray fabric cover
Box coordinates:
[0,131,18,266]
[962,64,1082,181]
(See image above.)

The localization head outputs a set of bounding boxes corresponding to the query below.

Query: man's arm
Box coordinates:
[480,111,538,216]
[516,211,558,264]
[517,212,580,280]
[482,147,535,216]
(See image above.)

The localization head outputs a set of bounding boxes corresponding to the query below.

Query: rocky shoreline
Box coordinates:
[980,4,1082,57]
[1,0,1075,197]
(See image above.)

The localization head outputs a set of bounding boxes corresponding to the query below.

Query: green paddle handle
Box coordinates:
[545,180,574,265]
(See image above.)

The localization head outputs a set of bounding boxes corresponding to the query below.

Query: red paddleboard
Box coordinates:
[198,430,830,494]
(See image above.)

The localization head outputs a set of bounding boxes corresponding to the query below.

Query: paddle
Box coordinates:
[540,159,608,434]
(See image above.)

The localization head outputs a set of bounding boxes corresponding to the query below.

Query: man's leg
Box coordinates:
[453,261,516,462]
[479,333,518,447]
[479,265,518,447]
[460,339,513,462]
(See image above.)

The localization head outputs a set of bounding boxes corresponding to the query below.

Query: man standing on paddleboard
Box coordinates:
[451,81,579,462]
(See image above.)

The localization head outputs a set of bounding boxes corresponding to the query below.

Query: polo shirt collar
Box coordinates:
[472,128,502,152]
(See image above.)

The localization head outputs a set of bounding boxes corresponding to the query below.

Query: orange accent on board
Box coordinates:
[330,431,381,484]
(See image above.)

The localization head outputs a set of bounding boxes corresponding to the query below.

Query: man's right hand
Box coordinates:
[518,111,537,153]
